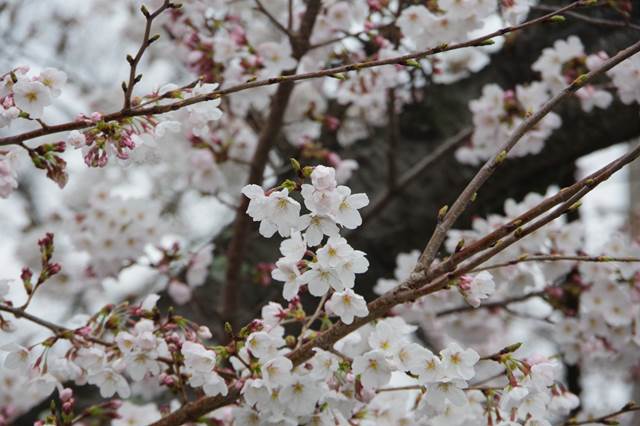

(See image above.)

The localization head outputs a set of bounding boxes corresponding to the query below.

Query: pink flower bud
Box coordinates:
[59,387,73,402]
[197,326,212,339]
[323,116,340,131]
[161,374,175,386]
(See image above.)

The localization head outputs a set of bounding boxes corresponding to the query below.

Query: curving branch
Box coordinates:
[359,127,472,227]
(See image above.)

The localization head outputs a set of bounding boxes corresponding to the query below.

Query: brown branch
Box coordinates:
[564,403,640,425]
[415,37,640,277]
[148,38,640,426]
[533,4,640,31]
[0,303,112,347]
[435,290,546,317]
[474,254,640,272]
[360,128,471,227]
[386,89,399,190]
[123,1,174,110]
[255,0,293,38]
[221,0,323,322]
[376,385,424,393]
[0,0,584,148]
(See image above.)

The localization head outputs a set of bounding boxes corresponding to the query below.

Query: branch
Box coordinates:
[385,89,399,190]
[360,128,471,227]
[474,254,640,272]
[122,1,174,110]
[564,403,640,425]
[415,37,640,276]
[533,4,640,31]
[0,303,111,347]
[255,0,293,38]
[435,290,546,317]
[0,0,584,148]
[221,0,323,322]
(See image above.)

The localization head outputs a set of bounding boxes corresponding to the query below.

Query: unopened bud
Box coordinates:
[290,158,301,173]
[60,387,73,402]
[329,73,347,80]
[438,205,448,222]
[547,15,566,23]
[403,59,421,68]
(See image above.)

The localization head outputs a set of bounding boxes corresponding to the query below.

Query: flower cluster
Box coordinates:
[68,188,167,279]
[0,66,66,122]
[456,82,561,165]
[244,165,370,323]
[607,52,640,106]
[456,36,630,165]
[532,36,613,112]
[0,291,224,410]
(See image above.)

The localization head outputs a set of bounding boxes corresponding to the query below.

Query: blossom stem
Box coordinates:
[296,292,329,349]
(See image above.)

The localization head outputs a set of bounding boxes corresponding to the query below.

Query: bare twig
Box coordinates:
[474,254,640,272]
[0,303,112,347]
[360,128,471,227]
[436,290,546,317]
[123,1,174,110]
[296,292,329,349]
[533,4,640,31]
[386,89,399,190]
[564,403,640,425]
[255,0,293,38]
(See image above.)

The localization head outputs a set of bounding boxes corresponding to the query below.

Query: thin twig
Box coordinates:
[296,292,329,349]
[474,254,640,272]
[255,0,293,38]
[360,128,471,227]
[376,385,424,393]
[533,4,640,31]
[386,89,399,190]
[0,303,112,346]
[123,1,173,110]
[435,290,546,317]
[563,403,640,425]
